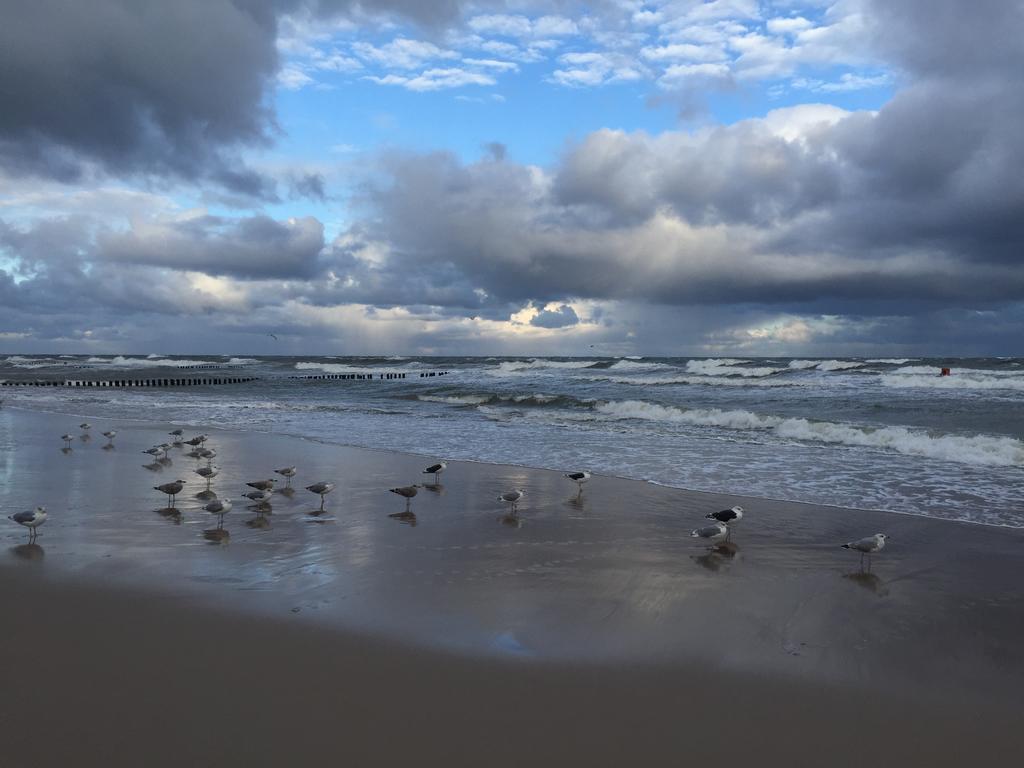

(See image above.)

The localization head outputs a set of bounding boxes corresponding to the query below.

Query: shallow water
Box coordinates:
[2,353,1022,526]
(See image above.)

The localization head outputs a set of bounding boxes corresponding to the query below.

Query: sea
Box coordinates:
[2,354,1022,527]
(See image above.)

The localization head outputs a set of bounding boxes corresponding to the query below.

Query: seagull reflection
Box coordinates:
[155,507,183,524]
[500,512,522,528]
[142,461,164,472]
[12,543,45,561]
[388,510,417,526]
[421,483,445,495]
[246,515,271,530]
[843,571,889,596]
[203,528,230,545]
[693,542,740,572]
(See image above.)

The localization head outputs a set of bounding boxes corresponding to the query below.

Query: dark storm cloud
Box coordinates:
[97,215,325,279]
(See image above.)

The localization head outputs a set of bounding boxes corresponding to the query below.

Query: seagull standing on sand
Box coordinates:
[422,461,447,484]
[143,446,167,461]
[306,481,335,511]
[389,485,420,511]
[101,430,117,446]
[274,466,297,487]
[498,489,524,513]
[204,498,232,527]
[246,478,276,492]
[61,434,74,449]
[842,533,888,571]
[705,506,744,539]
[169,429,184,442]
[564,471,591,495]
[242,489,273,508]
[194,465,219,488]
[691,521,728,545]
[9,507,47,541]
[79,423,91,432]
[154,480,186,507]
[197,447,217,466]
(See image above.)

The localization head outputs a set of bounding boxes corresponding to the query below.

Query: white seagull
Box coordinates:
[242,489,273,508]
[497,489,524,513]
[564,471,591,495]
[101,430,117,445]
[79,423,91,432]
[9,507,47,541]
[143,446,167,461]
[691,521,728,545]
[842,533,888,570]
[274,466,297,486]
[422,461,447,484]
[389,484,421,511]
[246,478,276,492]
[61,434,74,449]
[194,465,219,488]
[306,481,335,511]
[705,506,744,539]
[204,498,232,527]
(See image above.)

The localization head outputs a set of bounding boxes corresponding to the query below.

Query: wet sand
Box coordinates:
[1,406,1023,765]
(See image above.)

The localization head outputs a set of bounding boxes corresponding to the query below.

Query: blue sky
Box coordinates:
[1,0,1021,355]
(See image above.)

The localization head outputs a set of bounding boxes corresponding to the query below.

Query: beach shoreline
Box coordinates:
[1,405,1023,765]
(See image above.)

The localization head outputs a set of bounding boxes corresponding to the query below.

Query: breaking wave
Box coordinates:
[685,359,783,377]
[881,373,1024,391]
[589,400,1024,467]
[788,359,866,372]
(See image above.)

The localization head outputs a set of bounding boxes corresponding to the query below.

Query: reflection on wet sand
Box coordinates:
[246,515,271,530]
[843,571,889,596]
[500,512,522,528]
[389,510,417,526]
[61,447,73,455]
[195,489,217,501]
[693,542,740,572]
[142,461,164,472]
[102,444,116,452]
[422,483,444,495]
[203,528,230,545]
[156,507,183,524]
[276,486,296,499]
[11,543,44,561]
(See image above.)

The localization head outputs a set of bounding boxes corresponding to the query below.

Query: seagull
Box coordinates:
[564,471,591,495]
[691,521,728,545]
[242,489,273,508]
[61,434,74,449]
[169,429,184,444]
[154,480,186,507]
[422,461,447,484]
[274,466,297,486]
[204,498,232,527]
[197,447,217,465]
[705,506,744,539]
[246,478,275,492]
[389,484,421,511]
[497,489,524,513]
[184,435,207,447]
[101,430,117,445]
[79,423,91,432]
[9,507,47,541]
[842,533,888,571]
[194,465,219,488]
[143,446,167,461]
[306,481,335,511]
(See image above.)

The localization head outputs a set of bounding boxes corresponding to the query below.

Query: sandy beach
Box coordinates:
[1,406,1023,766]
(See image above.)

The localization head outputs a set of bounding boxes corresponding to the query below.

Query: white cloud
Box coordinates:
[366,68,496,92]
[353,38,457,70]
[278,66,314,90]
[462,58,519,72]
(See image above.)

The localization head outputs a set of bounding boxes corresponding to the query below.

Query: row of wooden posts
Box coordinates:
[0,371,450,388]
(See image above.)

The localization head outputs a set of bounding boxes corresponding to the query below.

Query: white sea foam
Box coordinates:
[866,358,914,364]
[85,356,217,368]
[589,400,1024,467]
[418,394,492,405]
[597,374,806,387]
[492,359,599,374]
[606,359,676,372]
[685,359,782,377]
[789,359,865,371]
[294,361,412,375]
[881,373,1024,391]
[227,357,259,364]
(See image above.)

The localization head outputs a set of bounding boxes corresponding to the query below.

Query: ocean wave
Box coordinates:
[417,392,568,407]
[84,356,217,368]
[227,357,259,365]
[685,359,782,377]
[294,361,416,375]
[589,400,1024,467]
[604,359,677,372]
[881,373,1024,391]
[596,374,806,387]
[788,359,865,372]
[866,358,914,364]
[491,359,600,374]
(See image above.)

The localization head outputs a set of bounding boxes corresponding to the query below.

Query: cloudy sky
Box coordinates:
[1,0,1021,355]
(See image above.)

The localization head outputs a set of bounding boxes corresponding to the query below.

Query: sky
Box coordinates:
[1,0,1022,356]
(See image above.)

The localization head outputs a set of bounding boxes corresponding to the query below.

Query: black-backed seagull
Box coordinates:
[564,471,591,495]
[422,461,447,484]
[9,507,47,541]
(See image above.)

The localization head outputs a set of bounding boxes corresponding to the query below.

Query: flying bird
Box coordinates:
[9,507,47,541]
[842,533,888,570]
[422,461,447,484]
[268,333,278,341]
